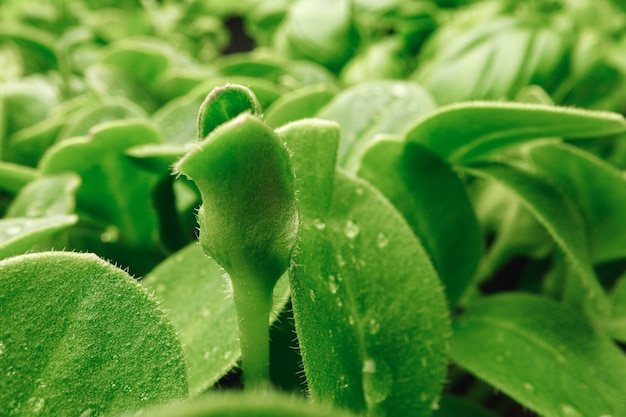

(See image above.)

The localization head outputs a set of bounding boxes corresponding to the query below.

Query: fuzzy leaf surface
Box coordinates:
[0,252,188,416]
[406,102,626,164]
[358,139,482,307]
[451,293,626,417]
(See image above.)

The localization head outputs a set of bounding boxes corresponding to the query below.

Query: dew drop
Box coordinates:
[224,351,232,360]
[309,289,316,302]
[79,409,94,417]
[523,382,534,392]
[376,233,390,249]
[344,220,360,239]
[336,254,347,267]
[362,358,392,405]
[348,315,355,326]
[328,275,339,294]
[336,298,343,308]
[313,219,326,230]
[561,404,583,417]
[0,341,5,355]
[368,318,381,335]
[338,374,349,389]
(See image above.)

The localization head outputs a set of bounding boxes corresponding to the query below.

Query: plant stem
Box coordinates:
[230,271,274,391]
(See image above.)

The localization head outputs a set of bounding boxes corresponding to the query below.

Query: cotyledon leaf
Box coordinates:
[357,138,482,307]
[290,170,450,417]
[406,101,626,164]
[0,251,188,416]
[528,141,626,263]
[142,243,290,395]
[39,120,162,249]
[451,293,626,417]
[6,173,80,218]
[316,80,436,170]
[0,215,78,260]
[464,163,610,320]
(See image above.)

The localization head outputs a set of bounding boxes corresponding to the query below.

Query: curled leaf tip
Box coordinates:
[197,84,263,140]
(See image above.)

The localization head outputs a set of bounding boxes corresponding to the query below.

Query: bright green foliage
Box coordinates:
[142,243,290,395]
[0,251,188,416]
[406,101,626,164]
[265,85,336,128]
[176,102,298,389]
[282,117,449,417]
[0,215,77,259]
[528,142,626,262]
[176,113,298,293]
[290,170,450,417]
[465,163,610,319]
[358,139,482,307]
[3,1,626,416]
[6,173,80,218]
[317,80,436,169]
[451,293,626,417]
[196,84,262,139]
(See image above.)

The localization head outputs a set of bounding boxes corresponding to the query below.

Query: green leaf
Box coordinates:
[406,102,626,164]
[6,117,63,167]
[451,293,626,417]
[176,112,298,389]
[40,120,162,246]
[0,251,188,416]
[357,139,482,307]
[317,80,436,170]
[58,97,147,142]
[465,163,610,318]
[0,24,58,73]
[142,243,290,395]
[290,170,450,417]
[6,173,80,218]
[196,85,262,140]
[276,118,340,218]
[0,161,37,194]
[528,141,626,262]
[0,215,77,260]
[1,76,60,137]
[119,390,358,417]
[176,113,298,292]
[85,63,159,113]
[99,39,171,90]
[265,84,336,128]
[275,0,357,71]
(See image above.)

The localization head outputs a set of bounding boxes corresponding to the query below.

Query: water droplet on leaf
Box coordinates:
[368,318,381,335]
[362,358,392,405]
[344,220,360,239]
[328,275,338,294]
[376,233,389,248]
[313,219,326,230]
[561,404,583,417]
